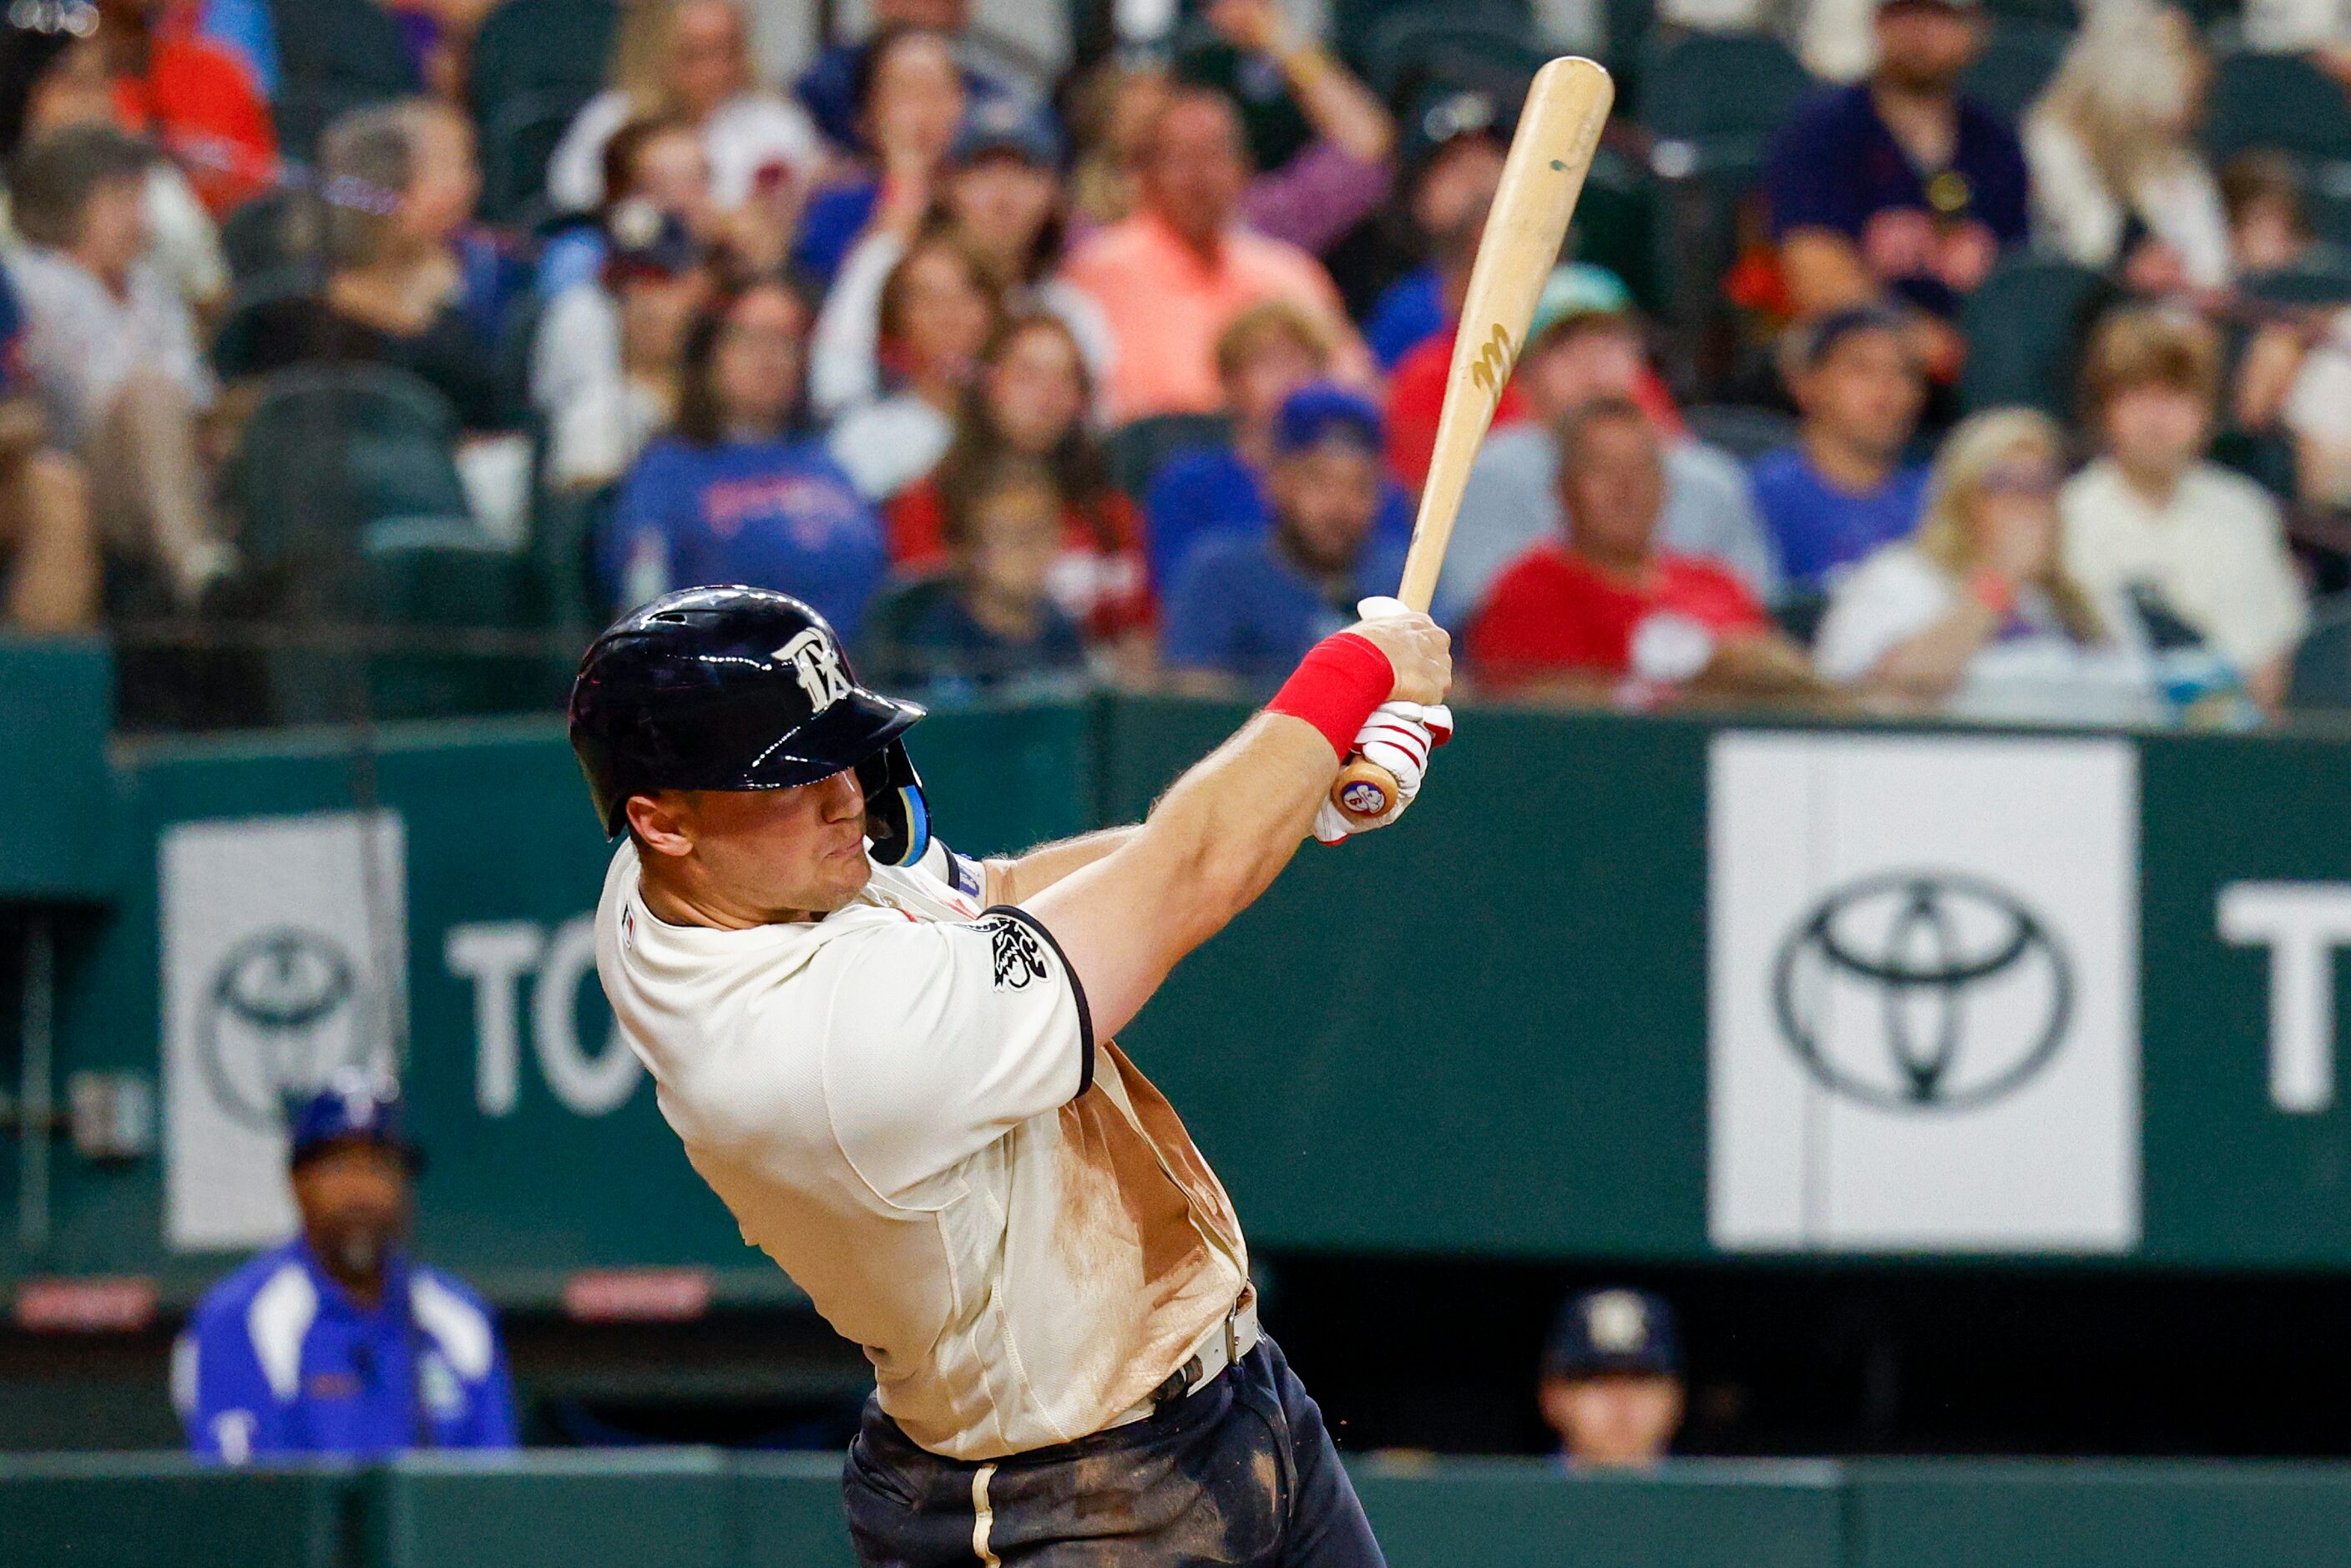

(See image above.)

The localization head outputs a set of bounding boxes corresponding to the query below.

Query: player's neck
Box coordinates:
[639,864,822,930]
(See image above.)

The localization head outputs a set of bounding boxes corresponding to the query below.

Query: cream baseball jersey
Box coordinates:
[593,838,1249,1461]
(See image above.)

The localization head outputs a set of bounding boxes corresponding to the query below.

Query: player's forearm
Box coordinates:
[1025,713,1335,1039]
[986,827,1142,906]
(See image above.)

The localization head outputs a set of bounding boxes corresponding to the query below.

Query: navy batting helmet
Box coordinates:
[567,586,932,865]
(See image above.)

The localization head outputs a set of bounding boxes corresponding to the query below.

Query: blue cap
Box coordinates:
[604,199,705,276]
[286,1068,420,1171]
[949,99,1063,169]
[1272,382,1384,458]
[1543,1288,1681,1379]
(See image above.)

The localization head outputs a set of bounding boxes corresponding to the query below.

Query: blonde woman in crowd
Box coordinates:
[546,0,822,215]
[2024,0,2230,293]
[1815,407,2161,722]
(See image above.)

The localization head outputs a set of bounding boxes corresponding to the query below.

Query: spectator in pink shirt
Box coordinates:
[1060,85,1370,424]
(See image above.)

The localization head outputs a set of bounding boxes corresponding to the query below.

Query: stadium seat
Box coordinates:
[270,0,422,160]
[1958,254,2114,417]
[2288,597,2351,711]
[1964,19,2070,124]
[1360,1,1546,113]
[225,366,548,721]
[1637,30,1814,156]
[219,189,305,285]
[2242,260,2351,308]
[1108,412,1234,503]
[207,268,318,380]
[480,89,595,227]
[1685,402,1800,462]
[468,0,617,108]
[2202,49,2351,164]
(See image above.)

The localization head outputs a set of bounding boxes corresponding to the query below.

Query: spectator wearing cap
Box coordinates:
[1751,307,1933,594]
[174,1072,517,1462]
[1145,302,1411,591]
[1161,382,1408,691]
[602,277,887,635]
[1469,398,1812,701]
[542,207,712,492]
[8,122,225,607]
[548,0,823,220]
[1441,269,1777,629]
[2061,306,2308,713]
[1765,0,2028,373]
[827,229,1004,504]
[536,113,778,305]
[1362,89,1507,372]
[811,100,1110,422]
[791,24,968,292]
[1540,1288,1686,1470]
[794,0,1043,156]
[1061,84,1370,425]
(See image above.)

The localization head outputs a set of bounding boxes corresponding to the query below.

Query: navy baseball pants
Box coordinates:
[842,1336,1387,1567]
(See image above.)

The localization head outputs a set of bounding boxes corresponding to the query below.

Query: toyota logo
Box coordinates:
[1772,873,2071,1111]
[196,927,380,1132]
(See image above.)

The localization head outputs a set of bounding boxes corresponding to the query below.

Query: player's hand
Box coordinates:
[1314,701,1454,844]
[1347,598,1451,705]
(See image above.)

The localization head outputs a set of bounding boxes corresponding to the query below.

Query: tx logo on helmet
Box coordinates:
[775,628,852,712]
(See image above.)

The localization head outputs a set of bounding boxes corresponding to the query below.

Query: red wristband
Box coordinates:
[1267,631,1394,759]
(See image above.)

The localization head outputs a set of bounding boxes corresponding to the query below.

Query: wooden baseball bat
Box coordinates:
[1330,57,1615,826]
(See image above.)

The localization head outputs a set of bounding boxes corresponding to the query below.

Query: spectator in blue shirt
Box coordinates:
[1750,307,1932,594]
[176,1072,517,1462]
[1767,0,2029,371]
[1145,300,1411,591]
[1162,382,1408,691]
[600,276,887,635]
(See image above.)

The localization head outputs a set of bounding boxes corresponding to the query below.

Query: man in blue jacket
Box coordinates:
[174,1071,517,1461]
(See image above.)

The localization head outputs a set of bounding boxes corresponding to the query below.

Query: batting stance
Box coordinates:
[570,584,1450,1565]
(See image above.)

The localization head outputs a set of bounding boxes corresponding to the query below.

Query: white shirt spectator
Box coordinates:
[547,89,824,213]
[593,838,1249,1460]
[2281,311,2351,504]
[2024,114,2232,287]
[2060,457,2311,673]
[827,392,955,503]
[1815,542,2165,723]
[6,245,214,448]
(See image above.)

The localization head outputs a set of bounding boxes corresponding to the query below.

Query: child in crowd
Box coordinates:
[860,454,1087,698]
[2060,306,2308,712]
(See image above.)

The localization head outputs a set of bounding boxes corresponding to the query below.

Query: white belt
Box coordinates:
[1104,1288,1260,1429]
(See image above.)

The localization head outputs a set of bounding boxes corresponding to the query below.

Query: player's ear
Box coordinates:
[624,792,697,858]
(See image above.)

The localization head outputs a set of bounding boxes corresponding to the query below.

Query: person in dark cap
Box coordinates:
[1750,306,1932,594]
[1539,1287,1686,1469]
[174,1070,516,1462]
[1161,381,1409,692]
[544,202,713,491]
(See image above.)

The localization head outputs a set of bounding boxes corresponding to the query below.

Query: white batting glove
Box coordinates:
[1314,701,1455,844]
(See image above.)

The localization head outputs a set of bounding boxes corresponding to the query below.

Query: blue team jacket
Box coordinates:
[174,1238,518,1460]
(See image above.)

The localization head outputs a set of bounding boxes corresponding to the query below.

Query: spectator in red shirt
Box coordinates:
[888,311,1155,679]
[99,0,274,215]
[1469,398,1815,702]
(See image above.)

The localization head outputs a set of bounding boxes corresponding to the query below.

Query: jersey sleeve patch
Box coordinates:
[979,905,1094,1096]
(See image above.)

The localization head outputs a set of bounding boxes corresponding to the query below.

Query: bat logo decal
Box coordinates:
[1468,323,1516,396]
[1340,779,1393,816]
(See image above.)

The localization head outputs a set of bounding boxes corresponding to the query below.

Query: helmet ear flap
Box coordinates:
[857,742,931,867]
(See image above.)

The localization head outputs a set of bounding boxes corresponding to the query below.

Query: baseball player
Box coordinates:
[571,584,1450,1565]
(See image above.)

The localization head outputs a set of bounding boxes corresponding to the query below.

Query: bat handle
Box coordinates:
[1329,757,1402,827]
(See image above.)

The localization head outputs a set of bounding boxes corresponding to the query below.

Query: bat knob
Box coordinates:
[1331,759,1400,823]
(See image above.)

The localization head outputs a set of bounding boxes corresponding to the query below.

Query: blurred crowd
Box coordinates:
[1,0,2348,726]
